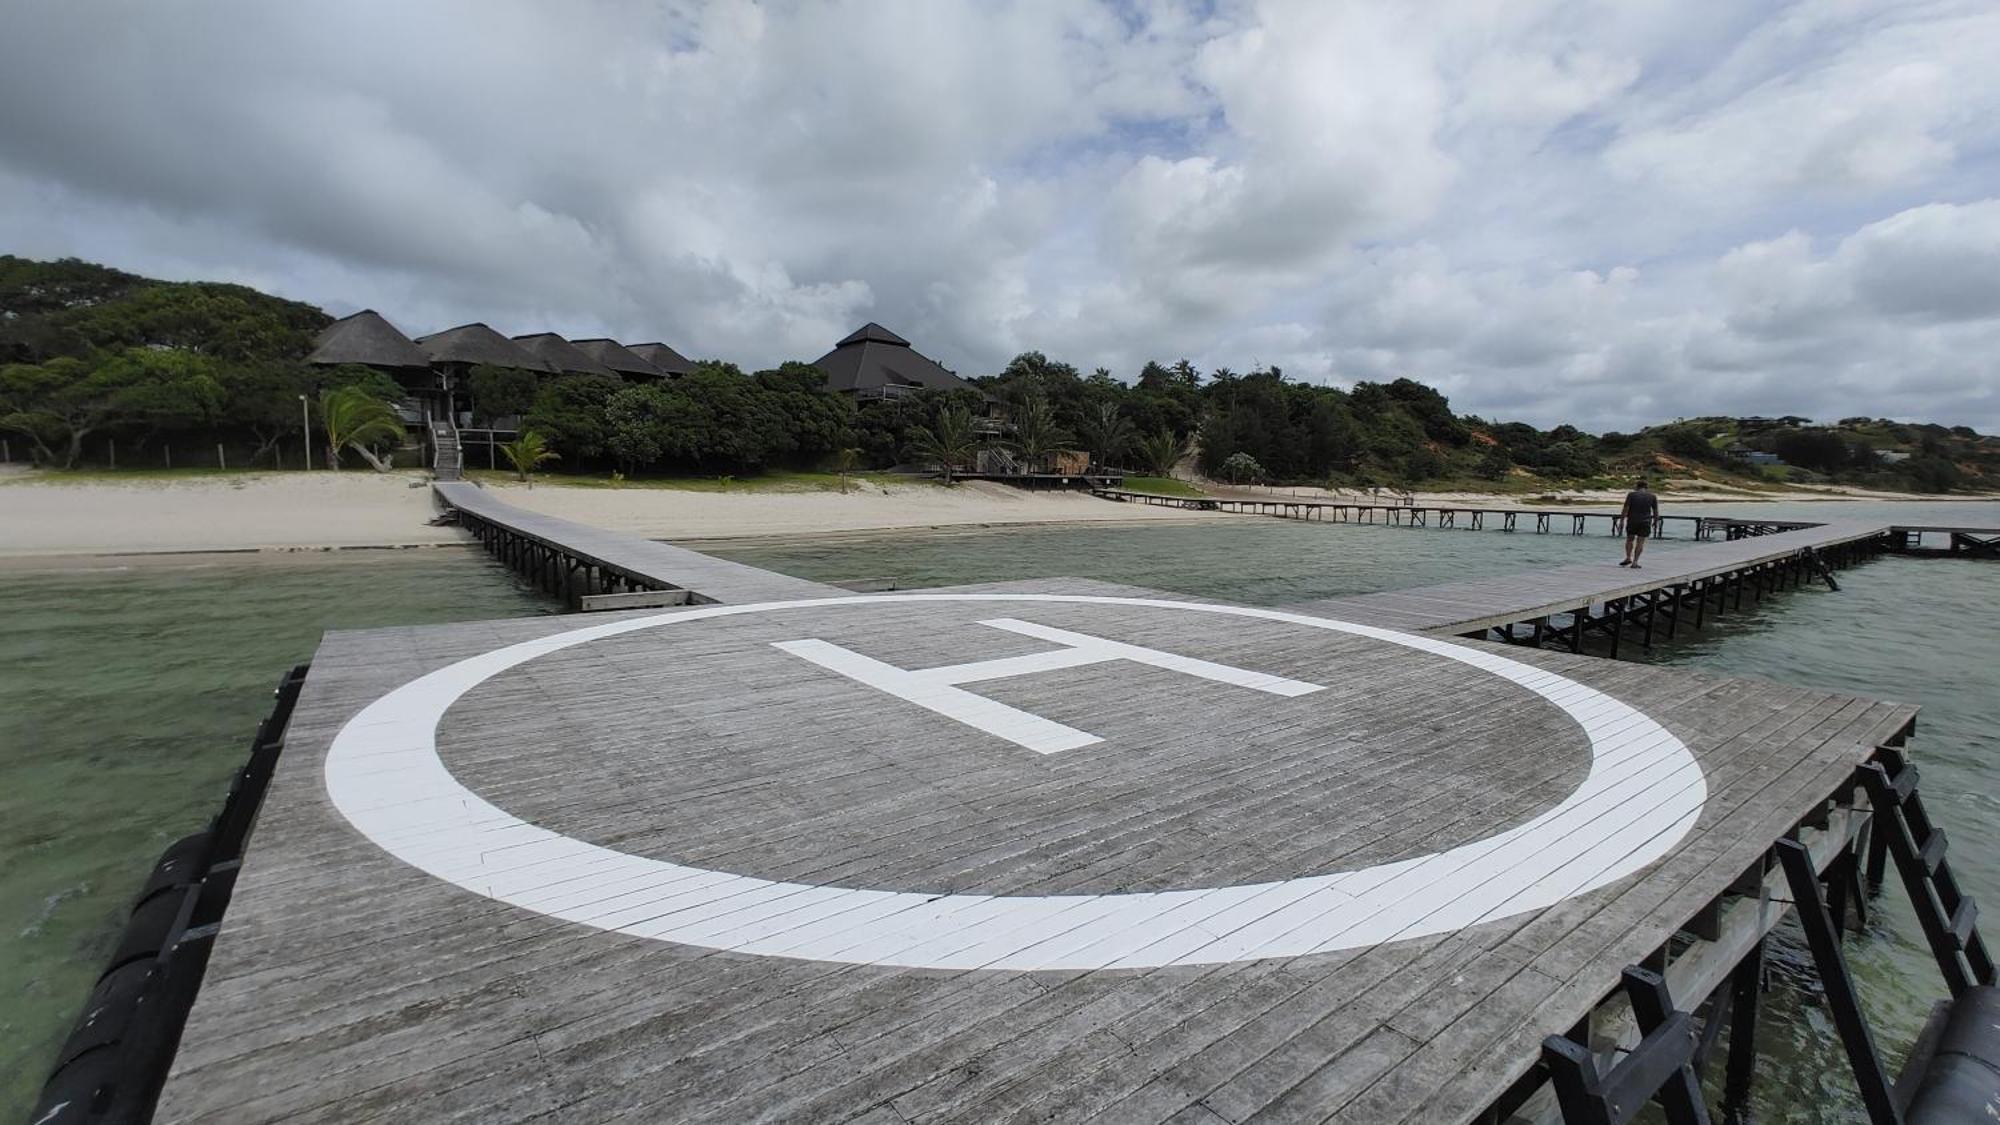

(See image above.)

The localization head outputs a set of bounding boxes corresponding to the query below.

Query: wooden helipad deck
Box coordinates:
[158,578,1915,1123]
[434,481,841,604]
[1291,520,1892,636]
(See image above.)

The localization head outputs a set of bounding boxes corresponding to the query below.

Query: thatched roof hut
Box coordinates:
[812,322,974,396]
[414,323,554,372]
[571,338,666,380]
[306,310,430,371]
[626,342,697,377]
[512,332,615,377]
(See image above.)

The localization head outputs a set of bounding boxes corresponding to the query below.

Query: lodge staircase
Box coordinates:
[430,419,463,481]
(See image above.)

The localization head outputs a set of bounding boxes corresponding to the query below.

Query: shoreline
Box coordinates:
[0,514,1253,571]
[2,470,1993,567]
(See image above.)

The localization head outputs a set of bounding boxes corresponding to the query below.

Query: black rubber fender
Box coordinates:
[1908,985,2000,1123]
[133,831,212,907]
[29,1043,122,1125]
[105,887,188,975]
[53,961,156,1069]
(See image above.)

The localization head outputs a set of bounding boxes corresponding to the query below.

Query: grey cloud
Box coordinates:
[0,0,1995,431]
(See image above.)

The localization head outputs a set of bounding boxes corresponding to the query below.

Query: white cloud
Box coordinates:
[0,0,1994,429]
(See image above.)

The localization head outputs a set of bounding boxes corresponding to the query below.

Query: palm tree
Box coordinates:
[318,386,403,471]
[1005,394,1071,473]
[1137,428,1190,476]
[500,429,560,482]
[1077,403,1135,470]
[907,405,980,484]
[833,446,862,493]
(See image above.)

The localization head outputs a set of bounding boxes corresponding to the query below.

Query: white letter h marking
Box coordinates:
[773,619,1323,754]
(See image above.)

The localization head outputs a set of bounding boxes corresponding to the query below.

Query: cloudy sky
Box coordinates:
[2,1,1996,431]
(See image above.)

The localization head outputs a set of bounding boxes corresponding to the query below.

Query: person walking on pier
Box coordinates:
[1620,479,1658,568]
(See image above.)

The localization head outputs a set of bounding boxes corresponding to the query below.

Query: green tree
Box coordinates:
[907,405,981,484]
[0,349,223,468]
[1772,427,1852,474]
[97,347,225,442]
[218,360,315,465]
[500,430,560,482]
[57,279,328,362]
[318,385,403,470]
[1654,424,1720,463]
[834,446,862,493]
[524,373,624,462]
[1136,429,1190,476]
[753,362,855,462]
[1220,450,1265,484]
[467,365,539,425]
[1904,455,1961,493]
[1005,394,1071,472]
[603,383,675,472]
[1077,402,1135,469]
[1400,447,1445,482]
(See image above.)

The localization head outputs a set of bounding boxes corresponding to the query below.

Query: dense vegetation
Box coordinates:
[3,256,1994,492]
[0,256,382,468]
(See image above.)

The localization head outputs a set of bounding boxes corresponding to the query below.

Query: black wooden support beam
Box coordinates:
[1776,837,1903,1123]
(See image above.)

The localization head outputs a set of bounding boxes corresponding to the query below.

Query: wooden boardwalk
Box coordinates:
[434,481,840,604]
[158,577,1917,1123]
[1291,520,1893,639]
[1090,489,1713,539]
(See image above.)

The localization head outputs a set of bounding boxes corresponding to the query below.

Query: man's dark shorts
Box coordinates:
[1630,523,1651,538]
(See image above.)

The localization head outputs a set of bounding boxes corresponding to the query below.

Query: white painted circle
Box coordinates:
[325,595,1706,970]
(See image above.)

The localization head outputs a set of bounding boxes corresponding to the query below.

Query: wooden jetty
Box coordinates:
[1091,487,2000,555]
[1296,520,1892,659]
[151,577,1956,1124]
[1090,488,1712,539]
[1891,525,2000,559]
[45,497,2000,1124]
[1093,487,1997,659]
[434,480,842,606]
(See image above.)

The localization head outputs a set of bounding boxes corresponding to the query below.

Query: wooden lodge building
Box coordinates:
[306,312,995,450]
[306,313,704,429]
[810,321,979,401]
[624,341,697,377]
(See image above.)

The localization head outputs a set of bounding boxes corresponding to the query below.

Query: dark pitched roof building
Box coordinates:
[512,332,615,377]
[306,310,430,371]
[625,342,697,377]
[811,322,975,396]
[571,338,666,379]
[415,323,554,372]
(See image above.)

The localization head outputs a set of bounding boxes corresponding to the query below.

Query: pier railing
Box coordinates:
[1534,744,1998,1125]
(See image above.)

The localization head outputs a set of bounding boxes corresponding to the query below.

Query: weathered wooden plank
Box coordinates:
[157,576,1921,1124]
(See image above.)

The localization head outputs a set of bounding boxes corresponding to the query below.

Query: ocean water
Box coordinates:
[0,551,547,1118]
[1,499,1993,1120]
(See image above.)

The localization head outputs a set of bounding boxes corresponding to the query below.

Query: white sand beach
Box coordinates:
[0,471,1219,558]
[2,468,1987,561]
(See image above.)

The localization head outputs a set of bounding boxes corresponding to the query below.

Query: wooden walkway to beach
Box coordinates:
[1090,488,1714,539]
[1293,520,1893,647]
[155,572,1920,1123]
[434,480,840,605]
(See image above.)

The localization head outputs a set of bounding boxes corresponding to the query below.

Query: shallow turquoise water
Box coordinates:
[0,550,546,1117]
[2,500,1994,1121]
